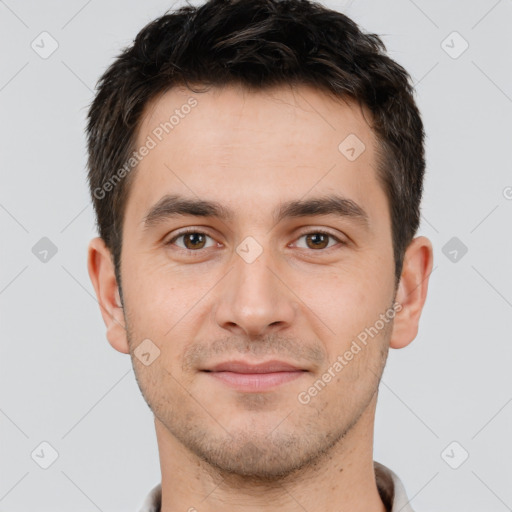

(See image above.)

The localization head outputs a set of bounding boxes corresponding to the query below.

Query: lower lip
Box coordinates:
[206,371,305,392]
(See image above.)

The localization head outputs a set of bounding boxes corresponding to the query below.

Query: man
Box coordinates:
[86,0,433,510]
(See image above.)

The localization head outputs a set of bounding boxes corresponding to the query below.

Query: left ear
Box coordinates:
[390,236,434,349]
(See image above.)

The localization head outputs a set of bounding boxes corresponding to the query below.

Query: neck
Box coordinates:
[155,393,387,512]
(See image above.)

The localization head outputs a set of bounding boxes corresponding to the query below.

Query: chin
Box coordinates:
[182,426,343,482]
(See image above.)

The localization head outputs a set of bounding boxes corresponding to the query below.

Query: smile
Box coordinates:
[202,360,308,392]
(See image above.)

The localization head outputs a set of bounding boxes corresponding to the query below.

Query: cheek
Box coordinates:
[295,265,378,319]
[126,285,211,374]
[122,257,193,328]
[295,266,393,356]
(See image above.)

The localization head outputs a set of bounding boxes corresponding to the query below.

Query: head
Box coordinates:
[87,0,432,480]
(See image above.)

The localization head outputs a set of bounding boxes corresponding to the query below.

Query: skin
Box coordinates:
[88,83,433,512]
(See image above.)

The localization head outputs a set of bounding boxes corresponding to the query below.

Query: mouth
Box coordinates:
[201,360,308,392]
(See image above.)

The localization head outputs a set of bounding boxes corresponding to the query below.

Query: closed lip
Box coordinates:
[203,360,307,373]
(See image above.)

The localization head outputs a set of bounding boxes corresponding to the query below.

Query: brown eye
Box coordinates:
[294,231,342,251]
[168,231,215,250]
[182,232,206,249]
[305,233,329,249]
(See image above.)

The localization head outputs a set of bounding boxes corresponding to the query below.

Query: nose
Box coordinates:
[213,247,297,338]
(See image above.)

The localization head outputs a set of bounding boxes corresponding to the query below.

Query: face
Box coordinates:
[116,84,399,479]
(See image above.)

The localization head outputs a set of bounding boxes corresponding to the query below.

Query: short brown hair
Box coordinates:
[86,0,425,288]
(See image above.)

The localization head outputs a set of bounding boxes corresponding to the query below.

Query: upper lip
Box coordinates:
[204,360,306,373]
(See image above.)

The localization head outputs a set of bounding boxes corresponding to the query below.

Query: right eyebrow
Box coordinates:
[142,194,234,230]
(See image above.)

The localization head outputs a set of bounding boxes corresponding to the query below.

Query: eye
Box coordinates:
[165,228,345,253]
[293,230,344,250]
[166,230,217,251]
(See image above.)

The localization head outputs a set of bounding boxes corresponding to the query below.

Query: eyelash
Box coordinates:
[165,228,345,254]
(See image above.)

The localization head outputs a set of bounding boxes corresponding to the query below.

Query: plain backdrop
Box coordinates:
[0,0,511,510]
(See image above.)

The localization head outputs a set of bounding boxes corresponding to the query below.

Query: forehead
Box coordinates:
[137,83,375,159]
[125,83,387,230]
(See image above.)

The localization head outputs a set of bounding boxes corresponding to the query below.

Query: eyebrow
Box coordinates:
[142,193,369,230]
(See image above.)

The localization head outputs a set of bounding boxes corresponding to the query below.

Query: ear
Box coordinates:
[390,236,434,349]
[87,237,130,354]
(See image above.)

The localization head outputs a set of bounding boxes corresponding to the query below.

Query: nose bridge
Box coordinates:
[234,249,276,304]
[214,240,296,336]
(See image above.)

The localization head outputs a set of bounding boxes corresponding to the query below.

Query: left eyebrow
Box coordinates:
[142,193,370,231]
[273,195,370,230]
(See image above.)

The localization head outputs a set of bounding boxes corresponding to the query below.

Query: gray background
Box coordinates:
[1,0,511,510]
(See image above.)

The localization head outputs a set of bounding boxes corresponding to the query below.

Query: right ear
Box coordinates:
[87,237,130,354]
